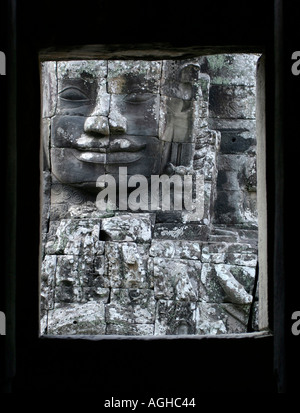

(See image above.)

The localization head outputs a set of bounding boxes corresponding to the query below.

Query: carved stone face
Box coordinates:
[49,60,205,190]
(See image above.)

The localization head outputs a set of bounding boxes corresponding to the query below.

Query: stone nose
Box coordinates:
[84,116,110,136]
[84,112,127,136]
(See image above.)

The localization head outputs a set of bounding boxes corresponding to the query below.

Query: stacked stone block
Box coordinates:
[41,212,257,335]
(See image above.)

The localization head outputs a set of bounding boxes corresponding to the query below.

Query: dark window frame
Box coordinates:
[38,48,269,340]
[4,0,287,393]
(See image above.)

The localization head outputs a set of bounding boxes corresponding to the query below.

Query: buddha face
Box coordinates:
[47,59,205,190]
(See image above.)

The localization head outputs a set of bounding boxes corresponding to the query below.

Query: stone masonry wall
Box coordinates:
[40,54,260,336]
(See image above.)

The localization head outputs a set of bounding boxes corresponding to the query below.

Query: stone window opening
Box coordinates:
[39,52,268,337]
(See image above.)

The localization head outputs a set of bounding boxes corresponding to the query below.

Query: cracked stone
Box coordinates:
[44,301,106,335]
[154,300,197,335]
[149,239,201,260]
[105,242,152,288]
[101,214,152,242]
[195,302,251,334]
[106,288,155,325]
[153,257,202,301]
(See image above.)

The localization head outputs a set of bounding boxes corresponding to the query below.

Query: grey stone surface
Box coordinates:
[209,85,256,120]
[40,54,260,336]
[41,61,57,118]
[106,288,155,324]
[149,239,201,260]
[155,300,197,335]
[195,302,251,335]
[45,302,107,335]
[105,242,152,288]
[153,257,202,301]
[101,214,153,242]
[45,218,101,255]
[200,54,258,86]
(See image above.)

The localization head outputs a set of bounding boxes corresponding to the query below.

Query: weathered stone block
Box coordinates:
[106,289,155,325]
[45,218,101,255]
[219,130,255,155]
[101,214,152,242]
[154,300,197,335]
[54,255,82,303]
[214,151,258,225]
[209,226,258,245]
[42,119,51,171]
[149,239,201,260]
[195,302,227,335]
[201,242,257,266]
[201,54,258,87]
[106,323,154,336]
[105,242,152,288]
[81,287,110,303]
[109,94,160,137]
[208,118,256,135]
[57,60,107,80]
[193,129,221,180]
[200,262,255,304]
[93,255,109,287]
[67,201,109,220]
[182,179,211,224]
[159,96,197,143]
[216,154,257,192]
[41,61,57,118]
[169,142,195,166]
[45,301,106,335]
[153,257,202,301]
[107,60,162,94]
[202,54,255,86]
[45,221,60,254]
[160,60,207,101]
[153,223,209,241]
[214,264,253,304]
[54,254,110,304]
[55,255,81,286]
[50,147,106,187]
[41,171,51,233]
[209,85,256,120]
[40,255,57,311]
[195,302,251,335]
[214,189,257,225]
[50,182,92,206]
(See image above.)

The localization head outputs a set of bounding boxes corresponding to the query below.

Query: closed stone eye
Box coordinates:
[123,92,154,104]
[59,86,89,102]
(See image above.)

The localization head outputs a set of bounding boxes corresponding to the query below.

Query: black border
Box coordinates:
[3,0,299,394]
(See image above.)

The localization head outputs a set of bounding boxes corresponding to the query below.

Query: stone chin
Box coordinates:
[50,134,166,191]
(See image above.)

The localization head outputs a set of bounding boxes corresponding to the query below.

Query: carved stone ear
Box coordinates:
[179,64,201,83]
[178,64,203,101]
